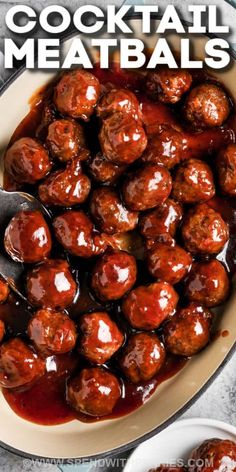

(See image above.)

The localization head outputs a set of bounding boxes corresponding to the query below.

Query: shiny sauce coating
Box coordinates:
[1,64,236,425]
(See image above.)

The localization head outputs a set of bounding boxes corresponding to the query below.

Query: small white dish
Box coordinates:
[124,418,236,472]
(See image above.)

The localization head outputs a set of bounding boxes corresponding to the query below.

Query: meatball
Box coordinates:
[184,260,230,307]
[4,210,52,263]
[0,338,45,388]
[38,157,91,207]
[122,281,179,330]
[0,279,10,304]
[122,164,172,212]
[26,259,77,309]
[119,332,165,383]
[183,83,230,128]
[217,144,236,196]
[163,303,212,357]
[67,367,121,416]
[172,159,215,204]
[79,311,124,364]
[99,112,147,165]
[189,438,236,472]
[0,320,5,343]
[139,199,183,239]
[54,70,100,120]
[46,119,86,162]
[90,188,138,235]
[5,137,52,184]
[89,153,125,185]
[146,68,192,104]
[97,89,141,120]
[53,210,106,258]
[141,124,186,169]
[182,203,229,254]
[28,308,77,355]
[147,243,192,285]
[91,250,137,301]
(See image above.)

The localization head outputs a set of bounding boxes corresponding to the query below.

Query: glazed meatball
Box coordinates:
[90,187,138,235]
[182,203,229,254]
[0,320,5,343]
[38,157,91,207]
[122,164,172,211]
[26,259,77,309]
[4,210,52,263]
[122,281,178,330]
[147,243,192,285]
[67,367,121,416]
[184,260,230,307]
[217,144,236,196]
[141,125,186,169]
[89,153,125,185]
[28,308,77,355]
[119,332,165,383]
[5,137,52,184]
[99,113,147,165]
[91,250,137,301]
[163,303,212,357]
[0,279,10,304]
[53,211,106,258]
[184,83,230,128]
[0,338,45,388]
[139,199,183,239]
[146,68,192,104]
[189,438,236,472]
[46,119,86,162]
[97,89,141,120]
[172,159,215,204]
[79,312,124,364]
[54,70,100,120]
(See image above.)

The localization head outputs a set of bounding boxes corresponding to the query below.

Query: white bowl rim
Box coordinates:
[0,12,236,462]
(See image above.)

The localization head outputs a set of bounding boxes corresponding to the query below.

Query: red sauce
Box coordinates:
[1,63,235,425]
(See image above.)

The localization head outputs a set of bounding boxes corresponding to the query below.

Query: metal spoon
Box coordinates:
[0,188,51,300]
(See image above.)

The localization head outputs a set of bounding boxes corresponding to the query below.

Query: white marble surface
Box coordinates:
[0,0,235,470]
